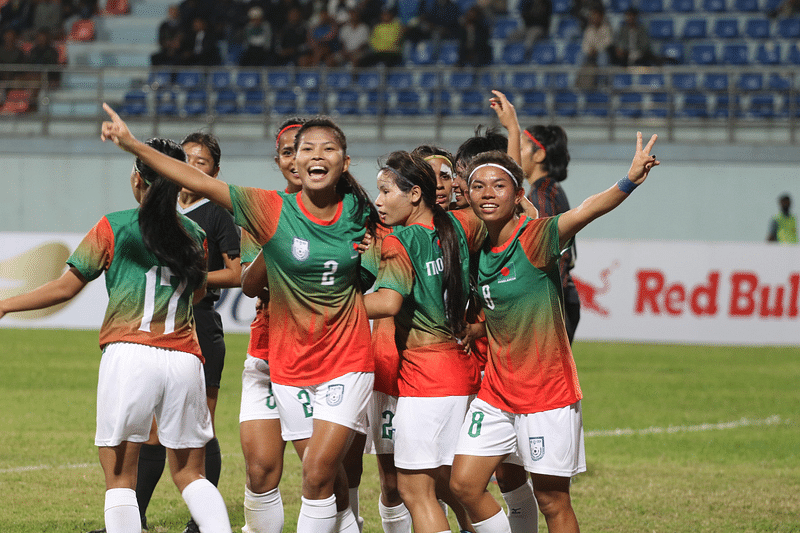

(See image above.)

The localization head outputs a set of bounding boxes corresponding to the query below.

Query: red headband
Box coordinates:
[523,130,546,154]
[275,124,302,149]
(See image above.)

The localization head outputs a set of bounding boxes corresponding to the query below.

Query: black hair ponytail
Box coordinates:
[136,138,206,289]
[383,151,466,334]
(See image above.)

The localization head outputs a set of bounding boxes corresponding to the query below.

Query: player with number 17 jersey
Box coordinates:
[66,208,207,358]
[229,185,373,387]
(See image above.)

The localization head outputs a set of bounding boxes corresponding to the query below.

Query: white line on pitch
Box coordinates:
[585,414,786,438]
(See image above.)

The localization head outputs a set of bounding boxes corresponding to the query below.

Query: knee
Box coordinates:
[302,460,337,495]
[533,489,572,518]
[380,480,402,506]
[448,473,478,505]
[245,457,282,493]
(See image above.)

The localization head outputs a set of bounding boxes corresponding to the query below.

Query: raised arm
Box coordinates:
[490,89,521,166]
[557,132,659,249]
[0,267,88,319]
[100,103,233,211]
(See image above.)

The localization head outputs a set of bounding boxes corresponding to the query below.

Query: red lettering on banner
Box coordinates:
[729,272,758,316]
[636,270,720,317]
[790,274,799,318]
[691,272,719,316]
[664,284,685,315]
[728,272,800,318]
[635,270,664,314]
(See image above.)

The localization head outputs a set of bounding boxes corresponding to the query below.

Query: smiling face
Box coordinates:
[452,160,470,209]
[275,127,301,192]
[295,126,350,193]
[427,157,454,209]
[468,165,523,225]
[374,170,414,226]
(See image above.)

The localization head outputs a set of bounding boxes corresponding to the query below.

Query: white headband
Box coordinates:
[467,163,518,185]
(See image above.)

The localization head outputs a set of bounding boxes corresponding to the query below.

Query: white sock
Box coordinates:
[182,478,232,533]
[348,487,363,532]
[297,495,337,533]
[104,488,140,533]
[378,500,412,533]
[335,507,360,533]
[501,480,538,533]
[243,486,284,533]
[473,509,512,533]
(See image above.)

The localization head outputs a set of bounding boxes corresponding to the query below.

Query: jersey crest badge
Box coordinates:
[529,436,545,461]
[292,237,310,261]
[498,262,517,283]
[326,384,345,406]
[350,241,360,259]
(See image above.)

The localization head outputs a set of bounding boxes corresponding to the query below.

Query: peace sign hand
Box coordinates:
[627,131,660,185]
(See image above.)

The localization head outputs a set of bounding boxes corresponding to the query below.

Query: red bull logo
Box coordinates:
[573,261,619,317]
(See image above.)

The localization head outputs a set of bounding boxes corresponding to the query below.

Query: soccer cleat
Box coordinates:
[183,518,201,533]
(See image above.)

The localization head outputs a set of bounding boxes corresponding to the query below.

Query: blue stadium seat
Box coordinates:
[639,0,664,12]
[612,73,634,90]
[438,41,460,65]
[121,90,147,115]
[519,91,548,116]
[478,72,497,90]
[176,71,203,89]
[552,0,572,14]
[617,92,644,117]
[682,19,707,39]
[734,0,759,11]
[610,0,634,11]
[326,72,352,89]
[427,90,452,115]
[184,90,207,115]
[690,43,717,64]
[789,44,800,64]
[267,71,292,88]
[556,17,582,40]
[738,72,763,90]
[148,70,172,88]
[714,18,739,38]
[543,72,570,88]
[296,72,320,90]
[273,90,297,115]
[704,73,729,90]
[531,42,557,65]
[649,19,675,39]
[777,18,800,39]
[768,73,790,90]
[756,43,781,65]
[703,0,727,11]
[449,72,475,89]
[745,18,770,39]
[388,72,413,89]
[554,91,579,116]
[713,94,741,118]
[562,42,582,65]
[722,43,749,65]
[364,91,388,115]
[748,93,776,118]
[640,73,666,89]
[214,89,238,114]
[459,90,485,116]
[511,72,538,90]
[648,92,670,117]
[418,72,441,89]
[357,71,381,90]
[672,0,696,11]
[492,17,520,39]
[242,90,265,114]
[302,91,322,114]
[661,41,685,63]
[763,0,783,10]
[409,40,435,65]
[155,90,178,115]
[501,42,527,65]
[672,72,698,90]
[211,71,231,90]
[236,70,261,90]
[392,90,422,116]
[333,90,359,115]
[679,92,708,117]
[584,91,609,116]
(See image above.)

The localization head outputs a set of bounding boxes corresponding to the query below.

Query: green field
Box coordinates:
[0,329,797,532]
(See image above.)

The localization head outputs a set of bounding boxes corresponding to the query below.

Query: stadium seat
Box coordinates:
[211,71,231,90]
[639,0,664,12]
[478,72,497,90]
[302,91,322,114]
[672,0,696,11]
[387,72,413,89]
[738,72,763,90]
[763,0,783,10]
[184,90,208,115]
[647,92,670,117]
[155,90,178,115]
[556,17,582,40]
[438,41,460,65]
[661,41,685,63]
[418,72,440,89]
[0,89,32,114]
[296,72,319,90]
[610,0,634,12]
[704,73,729,90]
[357,71,381,90]
[768,73,791,90]
[562,42,582,64]
[519,91,548,116]
[713,94,741,118]
[748,93,776,118]
[612,73,633,90]
[242,90,265,114]
[640,73,666,89]
[584,91,610,116]
[273,90,297,115]
[552,0,572,14]
[391,90,422,116]
[734,0,758,10]
[364,91,388,115]
[531,42,557,65]
[459,90,485,116]
[777,18,800,39]
[511,72,538,90]
[333,90,360,115]
[755,43,781,65]
[703,0,727,11]
[326,72,352,89]
[492,17,520,39]
[672,72,698,90]
[449,72,475,89]
[427,90,452,115]
[679,92,708,117]
[267,71,292,88]
[789,44,800,64]
[722,43,749,64]
[103,0,130,15]
[714,18,739,38]
[617,92,644,117]
[649,19,675,39]
[121,90,147,115]
[501,42,527,65]
[236,71,261,90]
[176,71,204,89]
[682,19,708,39]
[214,90,238,114]
[554,91,579,116]
[745,18,770,39]
[147,70,172,88]
[690,43,717,64]
[69,19,95,41]
[543,72,570,89]
[409,40,435,65]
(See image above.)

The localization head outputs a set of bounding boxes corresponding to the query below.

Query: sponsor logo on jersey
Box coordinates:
[292,237,310,261]
[529,436,545,461]
[498,262,517,283]
[326,384,345,406]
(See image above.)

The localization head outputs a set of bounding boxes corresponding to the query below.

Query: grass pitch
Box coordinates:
[0,328,797,532]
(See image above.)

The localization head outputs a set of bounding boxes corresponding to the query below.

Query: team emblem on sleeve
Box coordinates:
[326,384,345,406]
[529,436,545,461]
[291,237,310,261]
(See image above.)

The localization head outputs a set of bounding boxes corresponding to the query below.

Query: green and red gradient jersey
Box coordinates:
[241,229,270,361]
[67,208,207,359]
[374,209,486,397]
[229,185,373,386]
[477,214,582,414]
[368,225,401,397]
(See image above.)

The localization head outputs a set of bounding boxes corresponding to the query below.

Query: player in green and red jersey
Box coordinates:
[0,138,232,533]
[450,137,659,533]
[101,107,379,533]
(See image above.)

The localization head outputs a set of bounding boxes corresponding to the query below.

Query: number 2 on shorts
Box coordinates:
[297,389,314,418]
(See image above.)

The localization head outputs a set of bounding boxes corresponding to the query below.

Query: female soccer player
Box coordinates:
[101,105,378,533]
[450,134,659,533]
[364,150,487,533]
[0,138,231,533]
[521,125,580,344]
[411,145,456,210]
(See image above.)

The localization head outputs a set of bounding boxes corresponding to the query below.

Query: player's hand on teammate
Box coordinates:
[627,131,660,185]
[489,90,518,132]
[458,321,487,355]
[100,103,138,154]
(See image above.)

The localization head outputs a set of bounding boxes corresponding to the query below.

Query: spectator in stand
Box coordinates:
[477,0,508,15]
[308,9,339,66]
[571,0,603,30]
[357,0,383,26]
[611,7,658,67]
[178,0,201,32]
[23,27,60,93]
[332,8,369,66]
[0,0,33,35]
[770,0,800,17]
[158,4,184,50]
[151,32,188,66]
[32,0,63,40]
[511,0,552,54]
[0,28,24,90]
[424,0,460,40]
[581,6,612,65]
[358,7,404,68]
[239,6,272,66]
[186,16,220,66]
[328,0,358,25]
[457,5,492,67]
[273,6,311,66]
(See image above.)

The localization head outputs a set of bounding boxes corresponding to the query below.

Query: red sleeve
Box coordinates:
[374,234,414,298]
[450,208,487,253]
[229,185,284,246]
[518,216,561,271]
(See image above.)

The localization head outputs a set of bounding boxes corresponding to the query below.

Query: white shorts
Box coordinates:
[272,372,373,442]
[95,342,212,449]
[367,390,399,455]
[394,395,473,470]
[239,354,281,423]
[454,398,586,477]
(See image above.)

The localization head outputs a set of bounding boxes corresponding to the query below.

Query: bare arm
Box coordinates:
[519,195,539,219]
[100,103,233,211]
[207,252,242,289]
[0,267,87,319]
[192,284,207,305]
[363,288,403,319]
[490,89,521,166]
[558,132,659,249]
[240,252,269,299]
